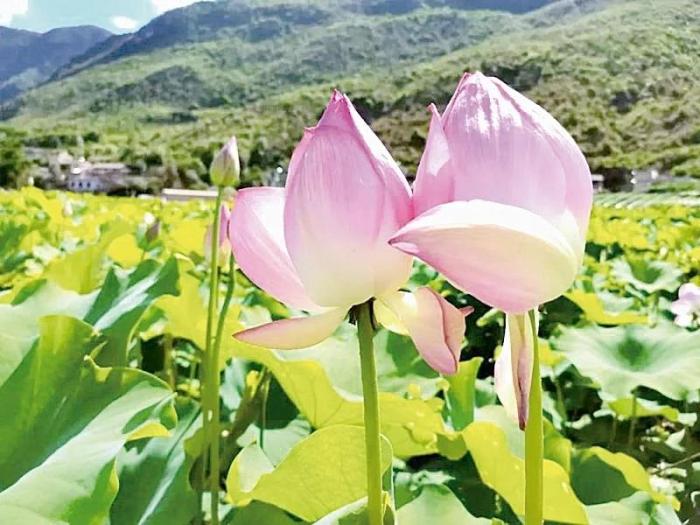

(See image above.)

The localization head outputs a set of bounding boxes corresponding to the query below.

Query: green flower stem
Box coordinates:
[628,392,638,448]
[357,302,383,525]
[525,309,543,525]
[258,367,270,451]
[203,187,224,525]
[209,252,235,524]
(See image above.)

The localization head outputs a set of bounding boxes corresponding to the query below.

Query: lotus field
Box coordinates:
[1,75,699,525]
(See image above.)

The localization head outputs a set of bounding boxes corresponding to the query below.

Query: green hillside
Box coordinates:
[3,0,700,186]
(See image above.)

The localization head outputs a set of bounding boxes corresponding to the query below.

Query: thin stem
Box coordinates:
[258,367,270,451]
[209,252,236,515]
[525,310,543,525]
[357,302,383,525]
[609,417,618,448]
[628,393,638,448]
[163,334,174,389]
[652,451,700,474]
[203,188,223,525]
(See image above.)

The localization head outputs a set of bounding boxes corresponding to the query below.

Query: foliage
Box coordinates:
[0,127,29,186]
[0,187,697,523]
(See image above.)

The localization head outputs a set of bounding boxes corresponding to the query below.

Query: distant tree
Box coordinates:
[0,127,30,187]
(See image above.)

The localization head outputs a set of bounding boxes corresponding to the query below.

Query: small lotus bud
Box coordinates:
[210,136,240,187]
[145,219,160,244]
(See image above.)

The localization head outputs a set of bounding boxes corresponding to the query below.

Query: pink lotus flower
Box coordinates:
[389,73,593,424]
[229,91,467,374]
[670,283,700,328]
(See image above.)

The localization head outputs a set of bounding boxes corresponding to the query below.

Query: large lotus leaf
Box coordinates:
[228,502,301,525]
[85,257,179,366]
[44,220,132,293]
[612,258,683,295]
[565,290,647,325]
[444,358,482,431]
[313,496,396,525]
[110,397,200,525]
[553,323,700,401]
[0,316,176,523]
[606,398,697,426]
[469,405,573,472]
[280,326,442,399]
[107,233,144,269]
[396,485,491,524]
[571,447,674,508]
[231,334,448,457]
[585,492,681,525]
[0,258,178,378]
[166,220,207,257]
[0,280,95,384]
[155,257,240,369]
[462,421,588,524]
[226,425,392,522]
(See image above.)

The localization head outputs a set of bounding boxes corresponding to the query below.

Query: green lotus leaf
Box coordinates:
[565,290,647,325]
[571,447,675,508]
[444,358,483,431]
[606,397,697,425]
[231,329,449,457]
[44,220,132,293]
[84,257,179,366]
[226,425,392,522]
[396,485,491,524]
[156,257,240,370]
[0,280,95,384]
[110,398,200,525]
[585,492,681,525]
[553,323,700,401]
[0,316,176,524]
[462,421,588,524]
[313,495,394,524]
[228,502,301,525]
[612,258,683,295]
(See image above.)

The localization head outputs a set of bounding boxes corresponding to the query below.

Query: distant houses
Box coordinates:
[67,161,133,193]
[28,149,159,195]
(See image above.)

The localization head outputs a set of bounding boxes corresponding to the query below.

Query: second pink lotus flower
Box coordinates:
[230,91,467,375]
[390,72,593,427]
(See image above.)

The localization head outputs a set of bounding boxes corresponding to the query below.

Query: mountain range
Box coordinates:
[0,25,112,103]
[1,0,699,186]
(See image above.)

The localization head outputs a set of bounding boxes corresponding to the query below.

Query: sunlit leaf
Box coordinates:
[0,316,176,523]
[462,421,588,524]
[231,332,448,458]
[85,258,179,366]
[572,447,675,508]
[111,398,200,525]
[396,485,491,524]
[565,290,647,325]
[226,425,392,522]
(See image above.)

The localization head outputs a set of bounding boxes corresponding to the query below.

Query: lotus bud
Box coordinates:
[210,136,240,188]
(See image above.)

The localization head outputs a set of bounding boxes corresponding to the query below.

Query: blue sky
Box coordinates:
[1,0,204,33]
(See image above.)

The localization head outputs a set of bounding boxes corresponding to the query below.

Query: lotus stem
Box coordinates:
[357,302,383,525]
[628,392,638,448]
[258,367,270,451]
[203,187,224,525]
[525,309,543,525]
[207,251,235,524]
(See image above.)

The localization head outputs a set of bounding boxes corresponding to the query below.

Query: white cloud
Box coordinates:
[111,15,139,31]
[0,0,29,26]
[151,0,200,15]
